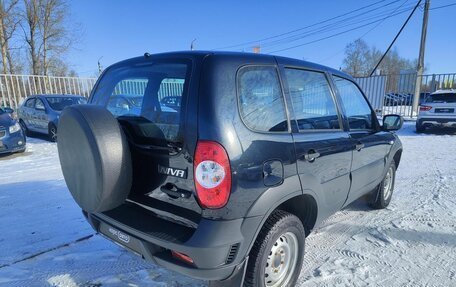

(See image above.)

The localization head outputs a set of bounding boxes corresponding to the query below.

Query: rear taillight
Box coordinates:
[420,105,432,111]
[194,141,231,209]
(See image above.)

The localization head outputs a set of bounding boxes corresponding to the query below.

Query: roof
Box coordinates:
[431,89,456,95]
[107,50,350,79]
[30,94,85,98]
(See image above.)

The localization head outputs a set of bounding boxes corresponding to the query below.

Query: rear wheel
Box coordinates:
[370,162,396,209]
[244,210,305,287]
[48,123,57,142]
[416,122,425,133]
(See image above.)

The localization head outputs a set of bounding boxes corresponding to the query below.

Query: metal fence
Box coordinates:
[0,74,98,109]
[113,78,184,101]
[0,75,189,109]
[355,73,456,118]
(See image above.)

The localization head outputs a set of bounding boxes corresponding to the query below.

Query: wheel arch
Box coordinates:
[393,148,402,169]
[243,182,320,259]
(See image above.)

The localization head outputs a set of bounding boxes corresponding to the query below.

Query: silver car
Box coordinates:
[17,94,87,141]
[416,89,456,132]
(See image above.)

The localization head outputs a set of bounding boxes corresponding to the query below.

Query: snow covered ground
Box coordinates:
[0,123,455,286]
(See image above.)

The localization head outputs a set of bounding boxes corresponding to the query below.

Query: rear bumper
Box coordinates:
[84,203,262,281]
[417,117,456,127]
[0,131,26,154]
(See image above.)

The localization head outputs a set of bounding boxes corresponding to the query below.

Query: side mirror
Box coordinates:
[383,114,403,131]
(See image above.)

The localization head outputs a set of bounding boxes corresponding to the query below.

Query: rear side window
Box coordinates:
[425,93,456,103]
[284,68,340,130]
[334,76,373,130]
[238,66,288,132]
[91,61,189,142]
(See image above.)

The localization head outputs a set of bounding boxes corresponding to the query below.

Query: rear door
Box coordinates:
[332,76,391,204]
[90,59,203,218]
[281,67,352,218]
[34,98,48,132]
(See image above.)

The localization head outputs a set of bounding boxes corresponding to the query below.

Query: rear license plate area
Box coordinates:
[99,222,143,255]
[435,108,454,113]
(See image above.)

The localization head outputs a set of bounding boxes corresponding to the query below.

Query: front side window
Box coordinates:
[91,61,189,142]
[238,66,288,132]
[285,68,340,130]
[25,98,35,108]
[334,76,373,130]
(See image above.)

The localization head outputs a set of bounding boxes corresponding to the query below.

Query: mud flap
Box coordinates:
[208,257,248,287]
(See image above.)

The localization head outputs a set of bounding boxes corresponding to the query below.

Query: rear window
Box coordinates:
[425,93,456,103]
[46,97,87,111]
[91,61,189,142]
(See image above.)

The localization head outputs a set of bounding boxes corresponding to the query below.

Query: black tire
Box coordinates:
[19,119,31,137]
[416,122,425,133]
[370,161,396,209]
[244,210,305,287]
[48,123,58,142]
[57,105,132,213]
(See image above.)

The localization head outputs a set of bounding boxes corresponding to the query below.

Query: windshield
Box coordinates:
[425,93,456,103]
[91,61,190,142]
[46,97,87,111]
[0,108,4,114]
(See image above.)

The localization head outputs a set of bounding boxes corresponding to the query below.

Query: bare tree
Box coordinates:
[23,0,40,75]
[39,0,71,75]
[342,39,370,77]
[22,0,76,75]
[342,39,416,77]
[0,0,20,74]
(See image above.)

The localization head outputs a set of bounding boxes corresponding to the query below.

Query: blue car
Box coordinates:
[17,94,87,142]
[0,107,26,154]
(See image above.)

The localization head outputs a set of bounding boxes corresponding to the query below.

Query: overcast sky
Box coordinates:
[68,0,456,77]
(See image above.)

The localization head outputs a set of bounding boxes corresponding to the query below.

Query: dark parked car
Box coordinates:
[160,96,181,110]
[17,94,87,141]
[57,51,403,287]
[383,93,404,106]
[0,107,26,154]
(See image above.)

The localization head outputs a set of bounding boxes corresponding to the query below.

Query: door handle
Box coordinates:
[355,143,365,151]
[304,150,320,162]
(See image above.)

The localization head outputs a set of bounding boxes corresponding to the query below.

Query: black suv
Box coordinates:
[57,51,403,287]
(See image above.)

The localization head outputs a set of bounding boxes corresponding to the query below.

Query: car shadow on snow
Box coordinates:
[0,150,32,160]
[0,180,206,287]
[328,221,456,248]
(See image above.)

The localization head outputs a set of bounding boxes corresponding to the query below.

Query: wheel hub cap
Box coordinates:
[383,167,393,200]
[265,232,299,287]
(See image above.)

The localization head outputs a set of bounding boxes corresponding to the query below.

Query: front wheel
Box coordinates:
[244,210,305,287]
[19,119,31,136]
[370,161,396,209]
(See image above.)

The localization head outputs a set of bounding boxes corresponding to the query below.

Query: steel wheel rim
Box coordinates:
[383,167,393,200]
[50,127,57,141]
[264,232,299,287]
